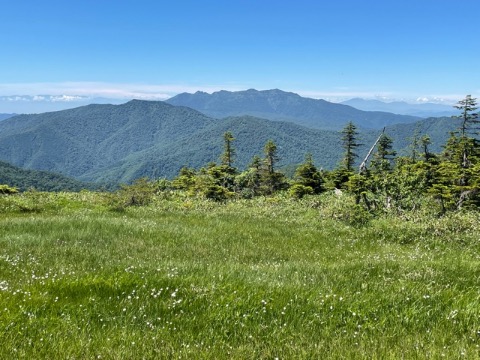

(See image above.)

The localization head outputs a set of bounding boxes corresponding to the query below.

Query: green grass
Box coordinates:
[1,192,480,358]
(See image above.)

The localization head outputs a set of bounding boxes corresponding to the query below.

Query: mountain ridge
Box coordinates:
[166,89,422,130]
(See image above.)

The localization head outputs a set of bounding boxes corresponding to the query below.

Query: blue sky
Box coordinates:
[1,0,479,112]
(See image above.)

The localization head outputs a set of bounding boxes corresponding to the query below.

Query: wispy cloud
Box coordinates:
[0,82,474,106]
[0,82,246,101]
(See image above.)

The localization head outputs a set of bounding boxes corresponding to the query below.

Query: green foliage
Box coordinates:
[194,164,236,201]
[326,168,354,190]
[107,178,161,211]
[453,94,478,138]
[263,139,279,174]
[288,184,314,198]
[0,184,18,194]
[345,173,369,205]
[370,134,396,172]
[234,167,262,199]
[172,166,197,191]
[420,134,433,161]
[292,154,324,194]
[319,192,373,227]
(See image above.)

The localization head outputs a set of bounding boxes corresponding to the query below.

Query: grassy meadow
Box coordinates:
[1,190,480,358]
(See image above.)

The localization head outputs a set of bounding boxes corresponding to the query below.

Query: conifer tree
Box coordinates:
[371,134,396,172]
[451,95,479,168]
[264,139,279,174]
[221,131,236,168]
[261,140,287,194]
[408,128,420,163]
[454,95,478,138]
[290,153,324,198]
[421,135,432,161]
[341,121,361,171]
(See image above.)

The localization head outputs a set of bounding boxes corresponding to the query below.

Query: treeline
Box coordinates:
[154,95,479,214]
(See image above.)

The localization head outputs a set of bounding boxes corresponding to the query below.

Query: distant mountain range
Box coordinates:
[0,90,461,184]
[166,89,421,130]
[341,98,457,117]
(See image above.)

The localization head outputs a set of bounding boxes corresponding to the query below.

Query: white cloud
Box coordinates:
[0,82,476,108]
[50,95,86,102]
[0,82,247,101]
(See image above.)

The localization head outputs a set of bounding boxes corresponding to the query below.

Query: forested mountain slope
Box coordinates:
[0,99,459,184]
[0,100,215,179]
[0,160,96,191]
[0,113,15,122]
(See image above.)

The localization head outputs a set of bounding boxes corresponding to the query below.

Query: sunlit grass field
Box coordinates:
[1,191,480,358]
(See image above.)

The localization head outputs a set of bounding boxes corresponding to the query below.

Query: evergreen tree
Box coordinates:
[172,166,196,191]
[235,156,263,198]
[290,154,324,198]
[371,134,396,172]
[221,131,236,168]
[451,95,479,168]
[408,128,420,163]
[454,95,479,138]
[341,121,361,171]
[249,155,262,171]
[421,135,432,161]
[263,139,279,174]
[261,140,287,194]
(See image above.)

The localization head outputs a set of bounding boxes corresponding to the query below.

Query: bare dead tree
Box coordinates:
[359,127,385,174]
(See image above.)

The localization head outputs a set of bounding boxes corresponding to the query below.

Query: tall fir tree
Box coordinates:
[221,131,236,168]
[451,95,479,168]
[341,121,361,171]
[454,95,479,138]
[263,139,279,175]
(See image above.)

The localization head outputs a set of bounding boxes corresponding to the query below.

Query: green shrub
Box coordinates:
[0,184,18,195]
[319,192,373,227]
[289,184,314,199]
[106,178,160,211]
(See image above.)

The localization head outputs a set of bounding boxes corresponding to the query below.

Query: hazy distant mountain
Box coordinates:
[0,113,15,121]
[166,89,421,130]
[0,99,459,184]
[341,98,457,117]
